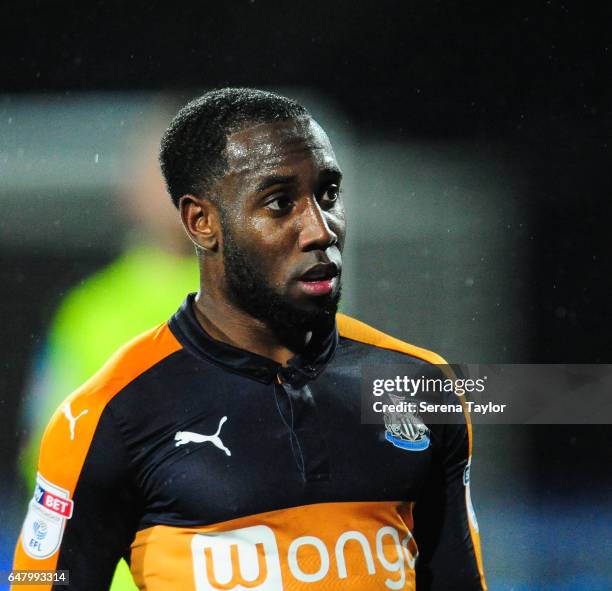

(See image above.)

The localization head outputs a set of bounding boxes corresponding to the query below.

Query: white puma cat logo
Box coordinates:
[62,402,88,441]
[174,416,231,456]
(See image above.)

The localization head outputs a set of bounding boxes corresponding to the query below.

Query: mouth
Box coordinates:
[297,263,340,296]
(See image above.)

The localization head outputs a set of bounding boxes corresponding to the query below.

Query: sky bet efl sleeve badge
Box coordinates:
[21,472,74,559]
[383,393,431,451]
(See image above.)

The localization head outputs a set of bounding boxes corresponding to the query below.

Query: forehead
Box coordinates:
[224,117,338,179]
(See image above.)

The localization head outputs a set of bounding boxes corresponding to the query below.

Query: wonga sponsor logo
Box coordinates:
[192,525,282,591]
[191,524,418,590]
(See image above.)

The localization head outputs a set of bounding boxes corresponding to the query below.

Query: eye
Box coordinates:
[265,194,295,213]
[319,184,340,208]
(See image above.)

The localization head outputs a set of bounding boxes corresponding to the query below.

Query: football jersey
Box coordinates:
[12,294,486,590]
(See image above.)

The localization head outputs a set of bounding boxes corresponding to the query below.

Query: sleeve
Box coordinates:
[19,285,111,494]
[19,336,89,494]
[413,403,487,590]
[12,397,138,591]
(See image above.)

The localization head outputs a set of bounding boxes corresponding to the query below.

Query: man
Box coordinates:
[13,88,486,590]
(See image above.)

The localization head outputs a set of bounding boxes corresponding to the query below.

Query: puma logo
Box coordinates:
[174,416,231,456]
[62,402,88,441]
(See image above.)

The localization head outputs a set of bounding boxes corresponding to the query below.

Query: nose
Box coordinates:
[297,197,338,252]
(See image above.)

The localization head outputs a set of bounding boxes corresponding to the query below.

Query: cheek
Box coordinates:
[242,221,289,255]
[239,221,297,285]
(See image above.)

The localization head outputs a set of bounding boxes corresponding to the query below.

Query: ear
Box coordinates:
[178,194,220,252]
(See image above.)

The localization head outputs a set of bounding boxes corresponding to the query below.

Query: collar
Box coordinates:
[168,293,338,387]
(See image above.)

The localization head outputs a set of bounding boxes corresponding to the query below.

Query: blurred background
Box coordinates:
[1,1,611,589]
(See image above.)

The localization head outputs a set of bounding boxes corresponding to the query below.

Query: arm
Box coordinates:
[12,397,137,591]
[413,406,487,590]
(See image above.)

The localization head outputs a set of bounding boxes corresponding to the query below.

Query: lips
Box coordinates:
[297,263,340,296]
[298,263,339,282]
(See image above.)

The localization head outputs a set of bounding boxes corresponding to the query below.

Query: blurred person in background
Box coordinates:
[17,101,197,590]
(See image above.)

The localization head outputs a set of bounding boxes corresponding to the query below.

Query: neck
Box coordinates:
[193,290,311,367]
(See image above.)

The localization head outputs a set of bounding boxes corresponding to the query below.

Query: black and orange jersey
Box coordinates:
[13,294,486,591]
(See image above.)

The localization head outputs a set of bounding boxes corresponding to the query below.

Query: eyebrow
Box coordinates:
[255,175,298,193]
[254,168,343,194]
[320,167,343,181]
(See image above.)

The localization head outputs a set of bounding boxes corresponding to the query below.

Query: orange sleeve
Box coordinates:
[12,323,181,590]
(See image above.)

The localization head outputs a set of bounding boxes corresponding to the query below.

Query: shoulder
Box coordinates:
[337,315,471,451]
[39,323,182,487]
[336,313,448,366]
[59,322,181,414]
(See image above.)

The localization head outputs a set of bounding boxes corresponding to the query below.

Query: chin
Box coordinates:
[291,291,341,326]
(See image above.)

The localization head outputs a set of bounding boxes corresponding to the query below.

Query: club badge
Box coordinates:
[383,394,431,451]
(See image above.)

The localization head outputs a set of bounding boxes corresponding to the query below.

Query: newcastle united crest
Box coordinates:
[383,394,431,451]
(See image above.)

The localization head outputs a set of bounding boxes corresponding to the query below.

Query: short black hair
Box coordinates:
[159,87,309,207]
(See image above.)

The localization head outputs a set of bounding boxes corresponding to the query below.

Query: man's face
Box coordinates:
[212,116,345,334]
